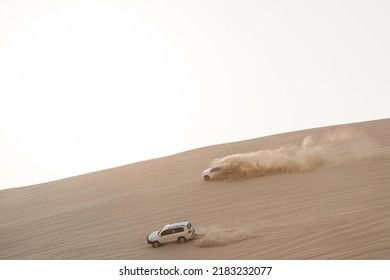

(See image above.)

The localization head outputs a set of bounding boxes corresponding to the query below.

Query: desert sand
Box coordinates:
[1,118,389,259]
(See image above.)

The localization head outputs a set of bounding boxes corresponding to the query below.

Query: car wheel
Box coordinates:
[152,241,160,248]
[177,237,186,244]
[204,175,210,181]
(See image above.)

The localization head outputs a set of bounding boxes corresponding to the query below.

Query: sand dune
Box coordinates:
[1,119,390,259]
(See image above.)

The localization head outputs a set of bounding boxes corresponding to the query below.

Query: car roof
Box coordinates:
[204,166,222,171]
[162,220,189,230]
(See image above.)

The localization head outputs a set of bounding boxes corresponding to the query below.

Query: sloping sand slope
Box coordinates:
[1,119,389,259]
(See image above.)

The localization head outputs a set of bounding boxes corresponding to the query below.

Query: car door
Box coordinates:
[169,227,183,242]
[159,229,175,244]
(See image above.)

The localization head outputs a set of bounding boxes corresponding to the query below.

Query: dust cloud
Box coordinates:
[193,226,257,248]
[210,128,382,181]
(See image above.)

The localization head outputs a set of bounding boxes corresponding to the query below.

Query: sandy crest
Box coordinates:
[1,119,389,259]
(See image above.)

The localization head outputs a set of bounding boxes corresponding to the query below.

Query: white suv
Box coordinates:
[146,220,196,248]
[202,167,222,181]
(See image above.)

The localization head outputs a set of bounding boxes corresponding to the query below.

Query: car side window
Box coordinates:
[161,230,171,236]
[176,227,184,233]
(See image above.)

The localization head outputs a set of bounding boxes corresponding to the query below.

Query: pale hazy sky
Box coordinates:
[1,0,389,189]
